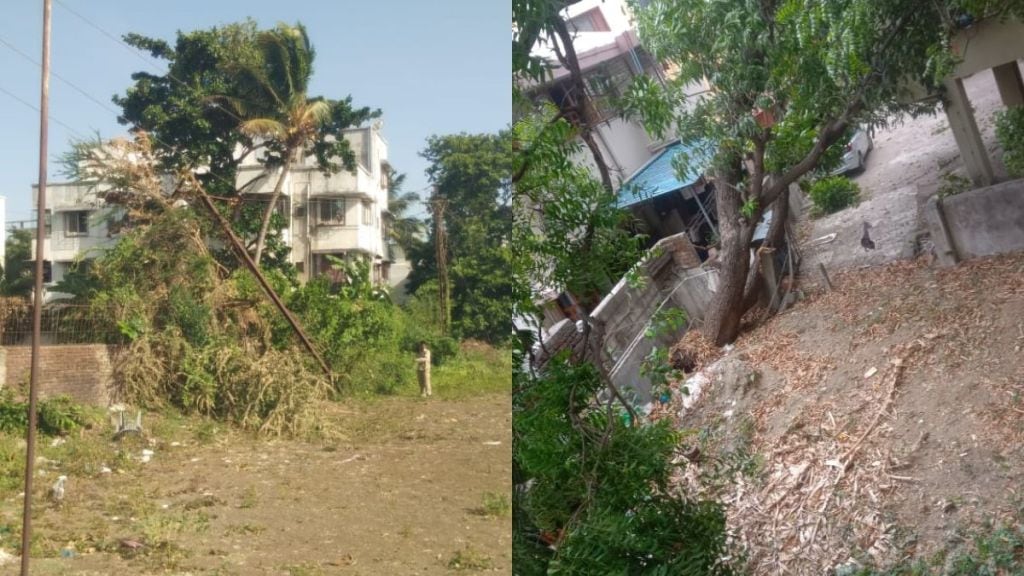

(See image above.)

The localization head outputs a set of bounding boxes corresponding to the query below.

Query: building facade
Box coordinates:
[30,123,405,299]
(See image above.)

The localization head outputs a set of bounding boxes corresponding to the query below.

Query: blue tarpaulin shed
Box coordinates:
[617,141,705,209]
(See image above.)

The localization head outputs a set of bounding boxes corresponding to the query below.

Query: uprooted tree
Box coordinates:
[624,0,1024,345]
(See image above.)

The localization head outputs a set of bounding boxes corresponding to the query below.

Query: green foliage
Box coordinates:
[1,229,34,298]
[113,20,378,272]
[995,106,1024,178]
[740,197,759,219]
[408,132,514,345]
[513,105,645,313]
[0,393,92,436]
[808,176,860,214]
[515,358,733,574]
[38,395,91,436]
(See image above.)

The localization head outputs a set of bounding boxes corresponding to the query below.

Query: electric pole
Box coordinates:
[23,0,52,572]
[430,187,450,335]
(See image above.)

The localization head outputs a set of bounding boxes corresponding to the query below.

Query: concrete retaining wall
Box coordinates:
[925,179,1024,266]
[0,345,117,405]
[536,233,717,405]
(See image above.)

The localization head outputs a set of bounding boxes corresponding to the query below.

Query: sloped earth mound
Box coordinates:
[659,253,1024,574]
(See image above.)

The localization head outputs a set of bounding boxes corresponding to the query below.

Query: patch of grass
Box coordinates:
[193,419,222,445]
[447,546,493,571]
[938,172,972,199]
[473,491,510,518]
[419,346,513,399]
[138,509,210,547]
[237,486,259,509]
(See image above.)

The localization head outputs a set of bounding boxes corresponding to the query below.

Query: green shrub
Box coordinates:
[808,176,860,214]
[0,393,91,436]
[995,106,1024,178]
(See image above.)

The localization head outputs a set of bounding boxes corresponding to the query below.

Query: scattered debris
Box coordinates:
[50,475,67,504]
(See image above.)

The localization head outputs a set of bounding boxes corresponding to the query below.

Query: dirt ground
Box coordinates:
[662,253,1024,574]
[0,393,512,575]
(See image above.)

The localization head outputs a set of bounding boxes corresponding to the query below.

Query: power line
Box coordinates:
[0,34,121,117]
[0,83,86,139]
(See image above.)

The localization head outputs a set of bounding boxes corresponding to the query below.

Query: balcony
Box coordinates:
[308,223,382,257]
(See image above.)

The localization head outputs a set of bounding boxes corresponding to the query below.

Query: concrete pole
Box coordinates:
[992,61,1024,108]
[942,77,994,187]
[23,1,51,572]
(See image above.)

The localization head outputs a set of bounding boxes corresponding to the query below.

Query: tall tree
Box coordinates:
[114,21,379,269]
[224,23,324,266]
[623,0,1020,345]
[1,229,35,298]
[382,166,423,254]
[409,133,514,344]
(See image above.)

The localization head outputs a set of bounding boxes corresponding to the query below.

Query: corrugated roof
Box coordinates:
[617,141,705,208]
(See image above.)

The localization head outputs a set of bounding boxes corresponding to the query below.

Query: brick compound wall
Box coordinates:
[0,345,118,405]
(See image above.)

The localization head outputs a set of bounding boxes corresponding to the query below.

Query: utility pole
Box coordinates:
[23,0,51,572]
[430,187,450,335]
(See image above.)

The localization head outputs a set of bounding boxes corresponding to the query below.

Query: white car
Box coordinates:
[831,128,874,175]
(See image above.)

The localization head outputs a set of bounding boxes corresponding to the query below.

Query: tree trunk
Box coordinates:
[702,165,760,346]
[253,158,293,266]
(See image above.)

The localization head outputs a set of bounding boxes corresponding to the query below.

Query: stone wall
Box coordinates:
[925,179,1024,266]
[0,345,117,405]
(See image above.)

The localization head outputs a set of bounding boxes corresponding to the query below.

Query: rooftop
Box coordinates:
[617,141,705,208]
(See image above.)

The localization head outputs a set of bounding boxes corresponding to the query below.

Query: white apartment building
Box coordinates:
[31,123,404,297]
[523,0,708,189]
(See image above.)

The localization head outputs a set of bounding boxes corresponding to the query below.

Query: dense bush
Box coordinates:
[0,393,93,436]
[995,106,1024,178]
[808,176,860,214]
[515,358,733,574]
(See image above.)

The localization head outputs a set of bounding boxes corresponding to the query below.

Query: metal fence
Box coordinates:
[0,301,123,346]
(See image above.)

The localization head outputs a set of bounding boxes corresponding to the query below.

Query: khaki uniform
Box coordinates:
[416,348,432,397]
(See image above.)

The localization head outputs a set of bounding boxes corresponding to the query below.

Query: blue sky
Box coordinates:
[0,0,510,221]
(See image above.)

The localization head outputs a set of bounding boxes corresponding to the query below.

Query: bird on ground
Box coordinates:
[860,221,876,251]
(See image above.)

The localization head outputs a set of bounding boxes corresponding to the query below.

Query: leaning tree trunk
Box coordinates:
[703,168,761,346]
[253,157,293,266]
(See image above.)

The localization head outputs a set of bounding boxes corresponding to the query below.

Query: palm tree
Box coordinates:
[383,166,424,253]
[225,23,330,266]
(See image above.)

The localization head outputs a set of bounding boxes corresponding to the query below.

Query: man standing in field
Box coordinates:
[416,342,432,397]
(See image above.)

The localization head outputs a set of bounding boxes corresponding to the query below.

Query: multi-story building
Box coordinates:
[30,122,405,299]
[521,0,709,189]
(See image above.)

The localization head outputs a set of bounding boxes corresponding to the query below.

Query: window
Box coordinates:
[362,201,373,226]
[567,8,610,32]
[65,211,89,237]
[44,210,51,238]
[583,55,636,122]
[317,199,345,225]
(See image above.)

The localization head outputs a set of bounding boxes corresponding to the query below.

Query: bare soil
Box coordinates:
[664,253,1024,574]
[6,393,512,575]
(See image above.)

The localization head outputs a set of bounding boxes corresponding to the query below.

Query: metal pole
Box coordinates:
[23,0,51,571]
[192,185,332,381]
